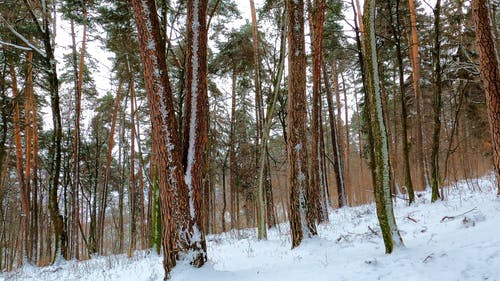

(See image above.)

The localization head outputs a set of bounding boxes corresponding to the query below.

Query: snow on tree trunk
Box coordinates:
[181,0,208,267]
[362,0,404,253]
[131,0,187,275]
[287,0,317,249]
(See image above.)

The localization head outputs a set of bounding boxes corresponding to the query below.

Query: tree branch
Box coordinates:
[0,15,46,58]
[0,40,33,52]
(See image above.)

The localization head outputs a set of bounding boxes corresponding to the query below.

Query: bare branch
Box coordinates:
[440,207,478,222]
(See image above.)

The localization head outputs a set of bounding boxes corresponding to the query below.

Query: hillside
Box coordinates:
[3,174,499,281]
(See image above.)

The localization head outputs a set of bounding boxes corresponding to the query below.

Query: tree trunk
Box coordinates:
[70,7,87,258]
[151,165,162,254]
[332,59,344,165]
[264,6,287,230]
[181,0,209,266]
[407,0,426,189]
[98,80,123,253]
[431,0,442,202]
[265,152,276,227]
[309,0,326,224]
[388,0,415,203]
[323,62,346,208]
[222,160,227,232]
[287,0,317,249]
[134,101,147,250]
[128,79,137,257]
[350,0,367,200]
[26,51,39,262]
[319,102,330,218]
[341,72,350,182]
[24,56,33,263]
[229,67,237,231]
[118,109,125,254]
[472,0,500,194]
[10,61,30,264]
[363,0,404,253]
[249,0,267,240]
[32,2,68,261]
[130,0,187,274]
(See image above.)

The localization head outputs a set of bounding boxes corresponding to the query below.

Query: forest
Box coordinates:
[0,0,499,279]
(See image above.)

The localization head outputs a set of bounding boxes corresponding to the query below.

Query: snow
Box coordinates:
[293,142,310,236]
[2,173,499,281]
[366,0,402,248]
[140,0,178,190]
[185,0,201,223]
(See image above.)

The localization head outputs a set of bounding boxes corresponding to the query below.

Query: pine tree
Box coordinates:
[287,0,317,248]
[472,0,500,194]
[249,0,267,240]
[407,0,426,189]
[386,0,415,204]
[181,0,209,266]
[430,0,443,202]
[130,0,184,274]
[309,0,327,221]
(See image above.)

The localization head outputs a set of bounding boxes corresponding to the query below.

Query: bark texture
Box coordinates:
[10,61,30,263]
[408,0,426,189]
[431,0,442,202]
[363,0,404,253]
[181,0,209,266]
[249,0,267,240]
[287,0,317,249]
[323,62,346,208]
[310,0,327,222]
[387,0,414,204]
[130,0,184,274]
[472,0,500,193]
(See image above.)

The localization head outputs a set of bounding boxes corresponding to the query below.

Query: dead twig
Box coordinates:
[423,253,434,263]
[368,225,379,236]
[440,207,477,223]
[405,215,418,223]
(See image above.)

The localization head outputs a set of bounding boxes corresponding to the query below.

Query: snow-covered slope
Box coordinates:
[3,174,499,281]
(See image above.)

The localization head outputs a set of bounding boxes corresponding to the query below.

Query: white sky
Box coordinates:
[54,14,114,96]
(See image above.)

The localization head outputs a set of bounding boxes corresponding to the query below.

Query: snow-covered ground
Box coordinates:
[2,174,499,281]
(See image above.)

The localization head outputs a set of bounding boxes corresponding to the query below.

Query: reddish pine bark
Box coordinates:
[130,0,185,273]
[181,0,209,266]
[407,0,426,189]
[287,0,317,248]
[10,61,30,263]
[472,0,500,194]
[131,0,209,274]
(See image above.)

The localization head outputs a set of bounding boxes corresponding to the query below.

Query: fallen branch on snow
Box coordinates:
[423,253,434,263]
[440,207,477,223]
[367,225,379,236]
[405,215,418,223]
